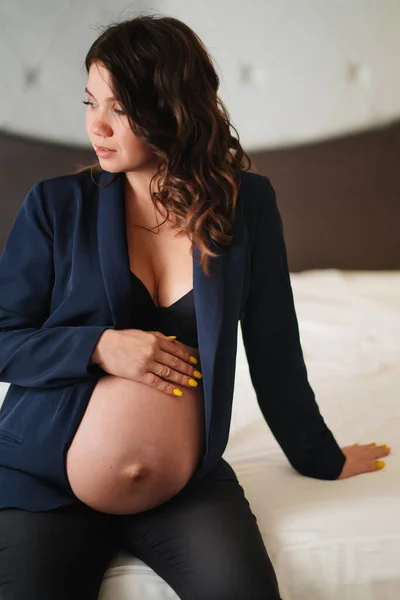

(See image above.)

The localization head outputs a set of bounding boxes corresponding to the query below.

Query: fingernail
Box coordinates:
[193,370,202,380]
[369,442,377,446]
[173,388,183,397]
[168,336,177,339]
[188,378,198,387]
[376,460,385,470]
[353,442,359,446]
[382,445,391,451]
[189,356,198,365]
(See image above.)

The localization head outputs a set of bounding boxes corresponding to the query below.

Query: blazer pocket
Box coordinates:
[0,429,23,449]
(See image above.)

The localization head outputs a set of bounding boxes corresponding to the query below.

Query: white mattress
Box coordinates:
[1,269,399,599]
[225,269,400,600]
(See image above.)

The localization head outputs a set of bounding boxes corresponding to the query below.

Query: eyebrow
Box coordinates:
[84,87,117,101]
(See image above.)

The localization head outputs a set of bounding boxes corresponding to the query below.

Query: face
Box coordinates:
[85,62,159,174]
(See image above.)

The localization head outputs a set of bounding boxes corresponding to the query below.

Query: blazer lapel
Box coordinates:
[97,171,133,329]
[193,183,247,449]
[193,244,224,446]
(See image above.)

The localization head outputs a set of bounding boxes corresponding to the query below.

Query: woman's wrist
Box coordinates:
[90,329,115,368]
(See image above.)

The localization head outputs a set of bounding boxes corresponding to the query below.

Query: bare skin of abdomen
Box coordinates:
[65,375,206,515]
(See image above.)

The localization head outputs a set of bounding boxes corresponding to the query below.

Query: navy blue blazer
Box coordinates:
[0,169,346,511]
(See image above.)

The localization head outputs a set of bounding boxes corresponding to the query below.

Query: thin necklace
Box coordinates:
[130,201,169,234]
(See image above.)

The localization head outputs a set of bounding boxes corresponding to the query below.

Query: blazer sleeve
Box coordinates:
[0,182,109,389]
[240,176,346,480]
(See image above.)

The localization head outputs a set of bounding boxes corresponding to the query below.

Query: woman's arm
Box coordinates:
[240,176,346,480]
[0,182,109,388]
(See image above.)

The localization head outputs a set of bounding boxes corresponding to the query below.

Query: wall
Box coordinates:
[0,0,400,150]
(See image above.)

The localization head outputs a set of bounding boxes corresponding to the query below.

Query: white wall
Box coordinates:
[0,0,399,150]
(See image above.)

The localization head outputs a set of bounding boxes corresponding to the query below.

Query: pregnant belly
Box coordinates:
[65,375,206,515]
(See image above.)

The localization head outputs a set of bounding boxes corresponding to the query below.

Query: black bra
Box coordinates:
[130,271,198,349]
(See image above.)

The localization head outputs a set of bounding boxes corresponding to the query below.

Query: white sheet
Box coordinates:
[1,269,399,599]
[226,269,400,600]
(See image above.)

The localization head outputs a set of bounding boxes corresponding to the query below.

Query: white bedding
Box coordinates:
[1,269,399,599]
[226,269,400,600]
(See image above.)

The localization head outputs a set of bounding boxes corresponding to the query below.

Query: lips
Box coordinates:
[95,145,116,152]
[94,145,117,158]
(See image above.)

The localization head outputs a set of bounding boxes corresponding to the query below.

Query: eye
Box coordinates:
[114,108,127,115]
[82,100,95,108]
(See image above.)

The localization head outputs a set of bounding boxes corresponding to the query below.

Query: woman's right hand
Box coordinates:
[90,329,202,396]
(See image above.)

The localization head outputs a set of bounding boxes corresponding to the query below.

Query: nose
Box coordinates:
[91,117,113,139]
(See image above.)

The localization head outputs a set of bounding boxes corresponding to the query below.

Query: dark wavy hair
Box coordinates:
[78,13,252,275]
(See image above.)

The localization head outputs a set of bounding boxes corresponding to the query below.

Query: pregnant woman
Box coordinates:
[0,13,389,600]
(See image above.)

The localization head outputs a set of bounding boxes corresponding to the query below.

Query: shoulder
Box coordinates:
[237,170,277,226]
[38,170,95,200]
[27,170,100,223]
[238,170,268,189]
[239,170,275,206]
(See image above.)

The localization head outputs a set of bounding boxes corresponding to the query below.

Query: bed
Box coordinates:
[1,268,399,599]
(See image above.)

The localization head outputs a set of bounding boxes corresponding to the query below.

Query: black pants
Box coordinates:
[0,479,282,600]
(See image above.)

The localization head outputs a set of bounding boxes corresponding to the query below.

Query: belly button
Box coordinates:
[124,463,147,482]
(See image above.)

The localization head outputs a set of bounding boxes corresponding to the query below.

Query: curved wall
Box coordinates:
[1,120,399,271]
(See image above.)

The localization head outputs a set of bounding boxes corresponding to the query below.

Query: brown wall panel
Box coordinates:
[1,121,399,271]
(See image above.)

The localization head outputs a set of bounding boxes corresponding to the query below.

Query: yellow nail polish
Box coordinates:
[168,336,177,339]
[193,370,202,380]
[353,442,359,446]
[188,378,198,387]
[376,460,385,470]
[189,356,198,365]
[370,442,377,446]
[382,445,391,451]
[173,388,183,397]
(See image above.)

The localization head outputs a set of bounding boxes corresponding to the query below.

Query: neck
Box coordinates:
[124,168,161,207]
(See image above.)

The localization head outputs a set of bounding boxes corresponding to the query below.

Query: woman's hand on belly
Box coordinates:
[90,329,202,397]
[65,369,206,515]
